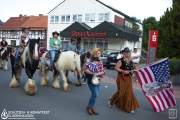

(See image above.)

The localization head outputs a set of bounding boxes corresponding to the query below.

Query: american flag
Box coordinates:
[134,58,176,112]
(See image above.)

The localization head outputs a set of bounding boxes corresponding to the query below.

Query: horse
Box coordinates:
[9,38,40,95]
[0,46,12,70]
[38,51,81,91]
[65,52,91,85]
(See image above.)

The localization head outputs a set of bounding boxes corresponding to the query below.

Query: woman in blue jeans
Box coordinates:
[49,31,61,71]
[84,48,105,115]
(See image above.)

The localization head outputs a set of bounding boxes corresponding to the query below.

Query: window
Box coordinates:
[97,39,108,51]
[10,31,17,35]
[125,20,132,28]
[11,40,16,46]
[83,39,94,51]
[50,16,59,23]
[61,15,70,22]
[98,13,109,21]
[85,14,95,22]
[73,15,82,22]
[66,15,70,22]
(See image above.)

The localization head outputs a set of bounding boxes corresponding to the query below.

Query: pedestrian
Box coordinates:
[68,38,77,53]
[0,37,8,55]
[108,47,140,114]
[84,48,105,115]
[131,47,141,82]
[116,49,123,59]
[49,31,62,71]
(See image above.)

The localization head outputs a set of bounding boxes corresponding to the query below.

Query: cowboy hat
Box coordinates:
[123,47,131,52]
[91,57,100,61]
[90,48,103,58]
[22,26,29,31]
[52,31,60,36]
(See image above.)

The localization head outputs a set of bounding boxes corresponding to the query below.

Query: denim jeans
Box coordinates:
[88,84,100,108]
[50,50,58,67]
[14,46,22,63]
[83,73,87,83]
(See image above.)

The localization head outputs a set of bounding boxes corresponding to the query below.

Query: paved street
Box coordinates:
[0,62,179,120]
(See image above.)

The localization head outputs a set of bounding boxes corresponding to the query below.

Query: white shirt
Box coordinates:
[131,52,140,63]
[19,33,31,44]
[117,53,123,59]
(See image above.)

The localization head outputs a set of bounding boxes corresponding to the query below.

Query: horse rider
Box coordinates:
[68,38,77,53]
[49,31,62,71]
[14,26,31,68]
[0,37,8,55]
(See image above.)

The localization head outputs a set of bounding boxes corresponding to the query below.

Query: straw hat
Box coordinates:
[90,48,103,58]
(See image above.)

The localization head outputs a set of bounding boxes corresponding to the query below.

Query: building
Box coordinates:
[0,14,47,47]
[48,0,142,52]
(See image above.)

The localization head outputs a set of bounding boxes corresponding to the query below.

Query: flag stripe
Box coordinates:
[156,94,164,111]
[144,68,154,82]
[163,90,174,107]
[141,68,151,83]
[166,90,176,106]
[139,70,148,84]
[134,71,143,86]
[148,96,159,112]
[158,93,168,109]
[161,91,171,108]
[152,96,162,112]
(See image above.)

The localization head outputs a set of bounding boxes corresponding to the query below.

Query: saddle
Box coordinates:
[45,51,61,62]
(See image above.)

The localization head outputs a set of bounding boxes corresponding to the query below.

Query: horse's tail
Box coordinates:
[75,54,81,72]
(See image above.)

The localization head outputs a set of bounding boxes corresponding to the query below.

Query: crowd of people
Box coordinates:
[0,27,141,115]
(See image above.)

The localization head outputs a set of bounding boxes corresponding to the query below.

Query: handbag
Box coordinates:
[91,74,100,85]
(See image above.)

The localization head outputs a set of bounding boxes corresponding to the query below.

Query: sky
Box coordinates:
[0,0,172,22]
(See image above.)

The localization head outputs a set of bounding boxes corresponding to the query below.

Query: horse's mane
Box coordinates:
[22,39,39,66]
[80,52,91,66]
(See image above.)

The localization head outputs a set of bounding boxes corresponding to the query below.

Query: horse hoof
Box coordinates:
[67,80,73,84]
[64,85,70,92]
[4,68,8,71]
[75,83,82,86]
[27,84,36,95]
[52,84,60,89]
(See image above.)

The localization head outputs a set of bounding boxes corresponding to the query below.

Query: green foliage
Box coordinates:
[168,59,180,75]
[142,17,158,50]
[131,16,141,23]
[158,0,180,58]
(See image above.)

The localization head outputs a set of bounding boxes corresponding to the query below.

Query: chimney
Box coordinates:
[19,14,22,17]
[39,14,43,16]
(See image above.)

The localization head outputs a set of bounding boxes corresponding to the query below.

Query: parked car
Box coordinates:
[100,52,108,65]
[105,52,119,69]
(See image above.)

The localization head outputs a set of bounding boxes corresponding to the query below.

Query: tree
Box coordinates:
[142,17,158,50]
[158,0,180,58]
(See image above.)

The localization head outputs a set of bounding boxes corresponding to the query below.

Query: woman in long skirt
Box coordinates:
[108,47,140,114]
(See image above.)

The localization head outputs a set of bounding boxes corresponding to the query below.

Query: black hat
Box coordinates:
[52,31,60,36]
[123,47,131,52]
[91,57,100,61]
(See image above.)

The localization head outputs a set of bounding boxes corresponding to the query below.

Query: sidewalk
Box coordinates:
[101,75,180,99]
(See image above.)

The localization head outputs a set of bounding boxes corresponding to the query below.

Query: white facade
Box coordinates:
[48,0,143,52]
[0,30,46,46]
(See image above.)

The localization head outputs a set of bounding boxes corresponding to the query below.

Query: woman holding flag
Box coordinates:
[108,47,140,114]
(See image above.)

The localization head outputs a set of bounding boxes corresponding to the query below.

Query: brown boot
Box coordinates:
[91,108,98,115]
[86,106,93,115]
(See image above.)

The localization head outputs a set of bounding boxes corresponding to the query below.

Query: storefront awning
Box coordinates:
[60,22,91,37]
[60,21,140,41]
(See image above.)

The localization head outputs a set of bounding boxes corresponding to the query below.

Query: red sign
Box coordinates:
[72,31,106,38]
[147,30,158,64]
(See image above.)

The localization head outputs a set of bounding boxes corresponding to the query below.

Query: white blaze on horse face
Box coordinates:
[34,43,39,59]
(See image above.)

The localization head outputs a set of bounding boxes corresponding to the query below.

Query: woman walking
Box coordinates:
[84,48,105,115]
[108,47,140,114]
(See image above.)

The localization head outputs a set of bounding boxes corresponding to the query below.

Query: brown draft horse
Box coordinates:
[0,47,12,70]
